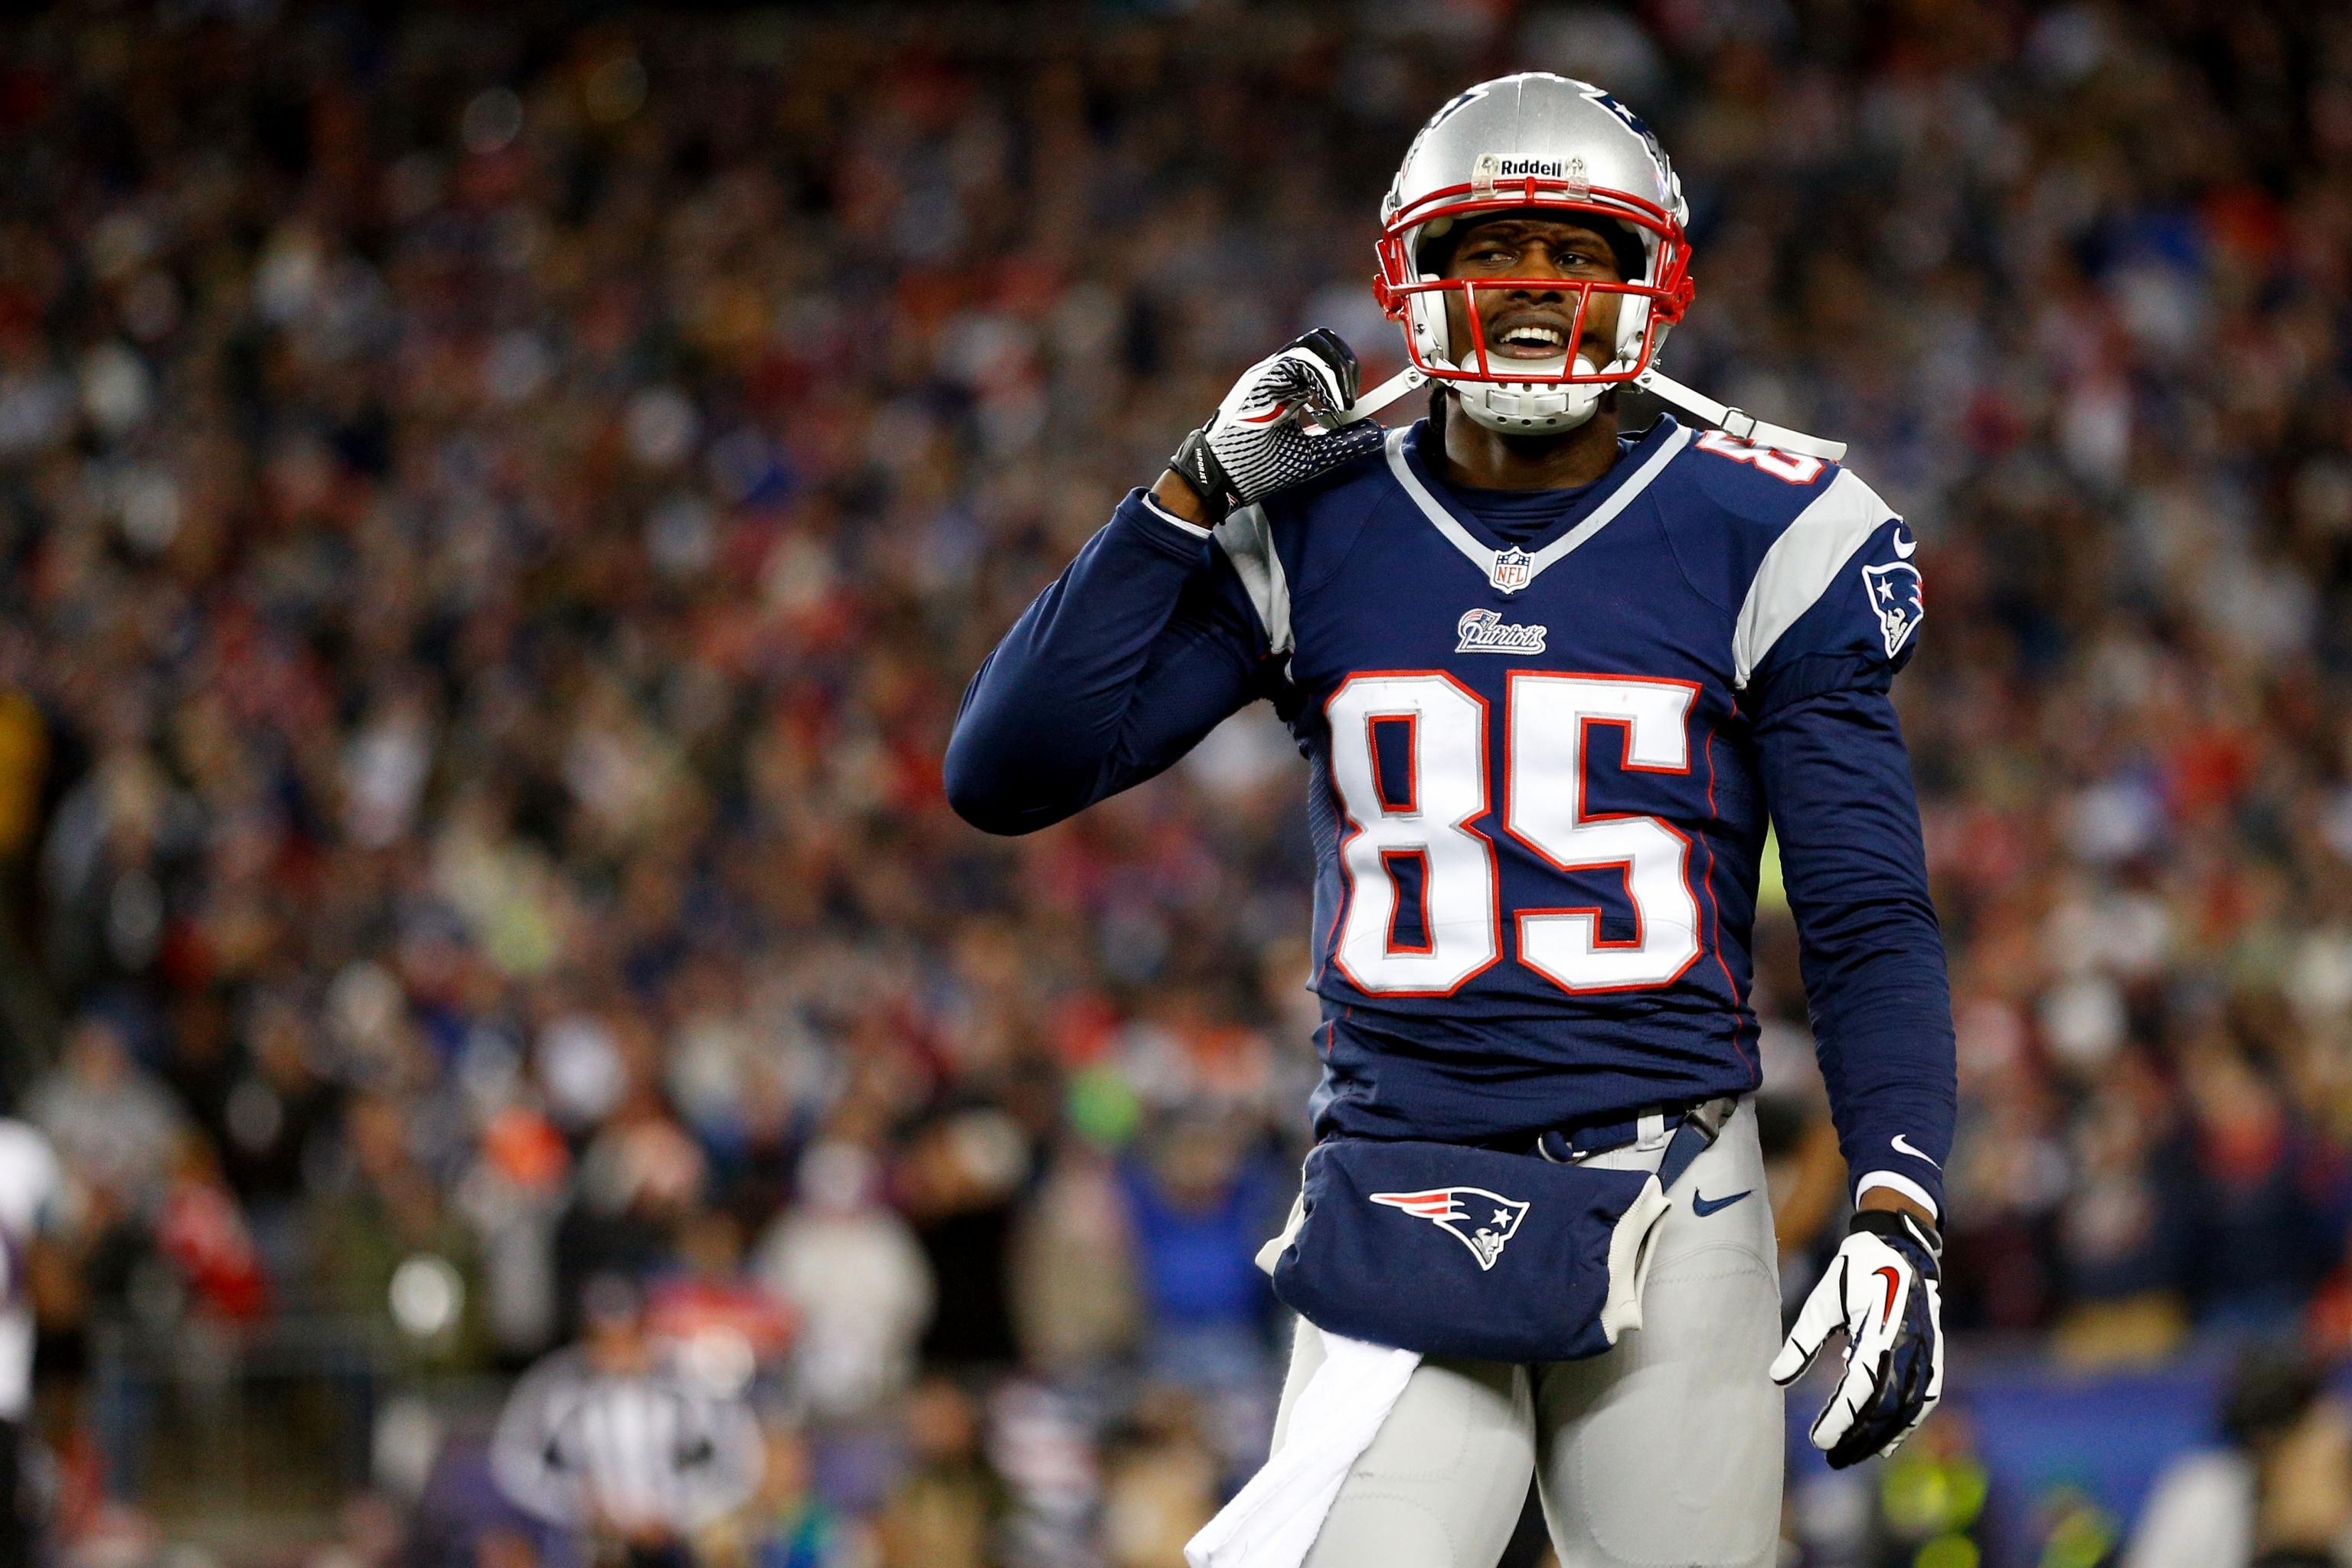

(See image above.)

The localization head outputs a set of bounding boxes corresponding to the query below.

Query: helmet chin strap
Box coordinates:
[1331,362,1847,464]
[1631,367,1847,461]
[1331,364,1428,425]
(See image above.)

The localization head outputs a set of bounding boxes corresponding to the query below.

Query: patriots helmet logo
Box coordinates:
[1370,1187,1531,1271]
[1860,560,1925,658]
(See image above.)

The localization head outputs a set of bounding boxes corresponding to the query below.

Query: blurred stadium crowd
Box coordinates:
[1,0,2350,1563]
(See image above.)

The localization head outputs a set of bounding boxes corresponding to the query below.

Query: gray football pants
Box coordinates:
[1270,1100,1783,1568]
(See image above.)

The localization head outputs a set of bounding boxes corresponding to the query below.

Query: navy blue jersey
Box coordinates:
[946,416,1954,1215]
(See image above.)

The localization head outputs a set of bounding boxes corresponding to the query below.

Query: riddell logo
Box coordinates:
[1475,153,1586,187]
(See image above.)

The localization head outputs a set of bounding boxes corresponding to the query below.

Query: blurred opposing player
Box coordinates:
[0,1112,59,1565]
[947,74,1952,1567]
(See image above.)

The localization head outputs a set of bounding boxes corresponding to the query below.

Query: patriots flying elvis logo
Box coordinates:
[1861,559,1925,659]
[1370,1187,1531,1270]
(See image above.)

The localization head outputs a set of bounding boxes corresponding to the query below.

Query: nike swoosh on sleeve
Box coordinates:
[1891,530,1917,558]
[1891,1134,1940,1168]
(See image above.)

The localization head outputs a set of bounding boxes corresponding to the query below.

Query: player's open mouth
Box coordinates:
[1485,312,1582,361]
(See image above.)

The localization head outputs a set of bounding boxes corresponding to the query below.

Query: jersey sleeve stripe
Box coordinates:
[1214,502,1294,658]
[1854,1168,1939,1220]
[1140,491,1214,539]
[1730,468,1896,689]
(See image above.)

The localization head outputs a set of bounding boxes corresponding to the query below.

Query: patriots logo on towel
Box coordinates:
[1369,1187,1531,1270]
[1860,560,1925,659]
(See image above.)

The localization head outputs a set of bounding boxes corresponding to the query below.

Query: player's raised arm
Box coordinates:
[1743,485,1955,1468]
[942,332,1383,835]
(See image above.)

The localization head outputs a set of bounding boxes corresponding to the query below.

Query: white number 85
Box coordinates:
[1325,671,1704,997]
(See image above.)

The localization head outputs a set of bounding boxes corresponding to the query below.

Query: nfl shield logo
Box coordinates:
[1489,547,1534,593]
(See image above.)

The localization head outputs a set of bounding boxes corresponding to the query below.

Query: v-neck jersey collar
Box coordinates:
[1384,415,1693,595]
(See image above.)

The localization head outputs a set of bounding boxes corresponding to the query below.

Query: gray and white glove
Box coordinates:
[1770,1209,1945,1469]
[1168,329,1387,521]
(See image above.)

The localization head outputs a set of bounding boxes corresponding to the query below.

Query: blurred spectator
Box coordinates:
[217,995,342,1286]
[1098,1387,1218,1568]
[28,1017,178,1211]
[752,1140,931,1423]
[733,1418,860,1568]
[456,1100,573,1365]
[1008,1130,1142,1372]
[153,1133,266,1323]
[1116,1118,1283,1466]
[2180,1042,2339,1330]
[2127,1349,2352,1568]
[309,1093,486,1365]
[650,1210,795,1394]
[901,1110,1032,1371]
[873,1377,1006,1568]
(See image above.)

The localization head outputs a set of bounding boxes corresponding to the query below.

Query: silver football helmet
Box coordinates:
[1377,74,1694,435]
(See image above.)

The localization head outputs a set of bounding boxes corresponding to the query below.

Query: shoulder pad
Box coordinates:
[1680,427,1844,525]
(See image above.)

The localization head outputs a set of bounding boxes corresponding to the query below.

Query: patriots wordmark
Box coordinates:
[1455,608,1548,655]
[1370,1187,1531,1270]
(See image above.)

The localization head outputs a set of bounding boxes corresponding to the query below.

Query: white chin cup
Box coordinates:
[1405,266,1646,435]
[1449,354,1610,434]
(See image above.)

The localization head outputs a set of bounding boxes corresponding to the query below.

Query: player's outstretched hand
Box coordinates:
[1167,329,1388,520]
[1769,1208,1944,1469]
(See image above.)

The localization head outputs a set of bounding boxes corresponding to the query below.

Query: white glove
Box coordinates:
[1168,328,1387,518]
[1769,1209,1945,1468]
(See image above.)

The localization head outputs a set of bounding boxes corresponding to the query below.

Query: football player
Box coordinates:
[946,74,1952,1568]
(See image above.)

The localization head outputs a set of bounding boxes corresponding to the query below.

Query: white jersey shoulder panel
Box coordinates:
[1214,502,1293,659]
[1730,467,1896,689]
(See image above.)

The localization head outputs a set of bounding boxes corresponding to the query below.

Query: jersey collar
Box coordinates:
[1385,415,1692,595]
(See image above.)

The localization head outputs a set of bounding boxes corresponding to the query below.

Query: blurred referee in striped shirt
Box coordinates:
[492,1275,763,1566]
